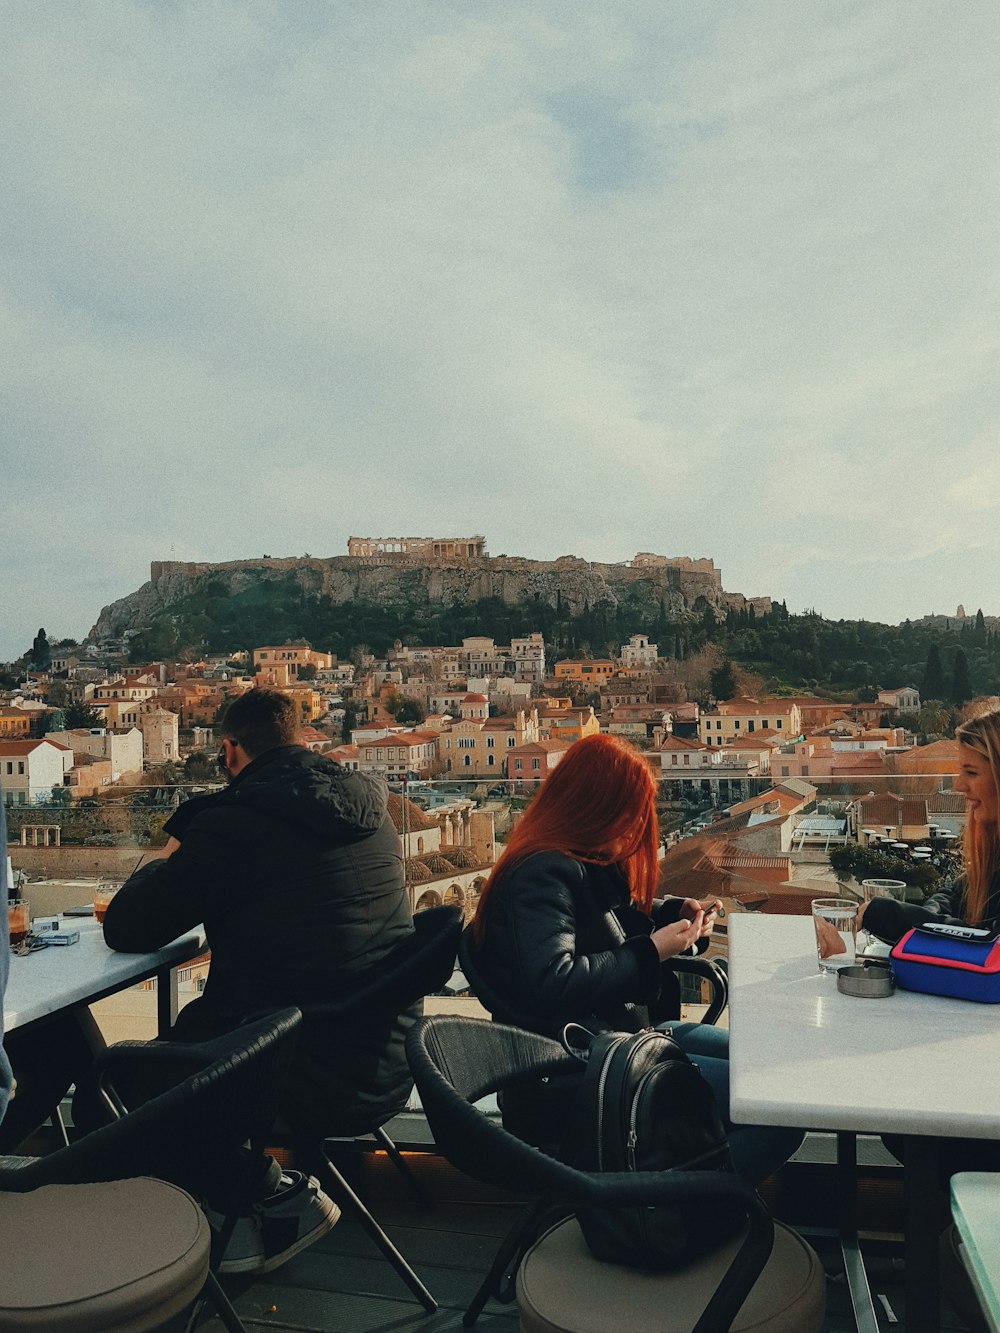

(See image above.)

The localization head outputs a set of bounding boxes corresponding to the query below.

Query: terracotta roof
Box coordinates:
[860,794,928,826]
[0,739,68,754]
[655,736,706,752]
[386,792,439,832]
[928,791,966,814]
[463,693,488,703]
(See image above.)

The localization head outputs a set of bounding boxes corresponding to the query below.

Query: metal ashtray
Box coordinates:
[837,963,895,999]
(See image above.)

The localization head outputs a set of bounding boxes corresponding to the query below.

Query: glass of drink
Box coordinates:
[812,898,858,973]
[8,899,30,948]
[858,879,907,956]
[93,883,120,924]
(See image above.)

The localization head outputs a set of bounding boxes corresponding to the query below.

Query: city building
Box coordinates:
[0,739,73,804]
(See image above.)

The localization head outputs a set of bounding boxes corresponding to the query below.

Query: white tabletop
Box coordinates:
[728,914,1000,1140]
[5,920,205,1032]
[951,1172,1000,1332]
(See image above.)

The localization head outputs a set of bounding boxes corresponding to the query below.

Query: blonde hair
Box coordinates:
[955,708,1000,923]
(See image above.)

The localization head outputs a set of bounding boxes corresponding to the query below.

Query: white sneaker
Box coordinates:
[213,1171,341,1274]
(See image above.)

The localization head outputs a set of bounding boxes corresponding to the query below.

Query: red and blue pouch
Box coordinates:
[891,925,1000,1003]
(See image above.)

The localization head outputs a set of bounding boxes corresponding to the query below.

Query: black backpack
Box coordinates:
[561,1025,747,1270]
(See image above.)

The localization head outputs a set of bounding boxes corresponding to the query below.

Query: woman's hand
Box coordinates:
[651,913,703,960]
[678,897,722,938]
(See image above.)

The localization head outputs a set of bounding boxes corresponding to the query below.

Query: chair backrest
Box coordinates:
[301,904,464,1021]
[406,1013,587,1194]
[0,1008,302,1199]
[406,1014,775,1333]
[456,923,523,1026]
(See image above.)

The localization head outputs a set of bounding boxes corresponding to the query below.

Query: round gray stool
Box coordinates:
[0,1177,210,1331]
[516,1216,825,1332]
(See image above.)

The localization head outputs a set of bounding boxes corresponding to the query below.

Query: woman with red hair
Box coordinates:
[469,733,802,1183]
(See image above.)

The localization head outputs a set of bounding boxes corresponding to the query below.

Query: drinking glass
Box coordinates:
[93,882,121,925]
[8,898,30,948]
[812,899,858,973]
[858,879,907,956]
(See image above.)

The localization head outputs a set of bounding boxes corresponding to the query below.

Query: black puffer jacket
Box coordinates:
[104,746,414,1134]
[470,850,692,1038]
[865,872,1000,944]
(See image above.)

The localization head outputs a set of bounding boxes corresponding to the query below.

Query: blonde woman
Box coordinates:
[864,706,1000,943]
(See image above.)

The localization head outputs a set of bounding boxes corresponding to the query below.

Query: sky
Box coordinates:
[2,1,999,662]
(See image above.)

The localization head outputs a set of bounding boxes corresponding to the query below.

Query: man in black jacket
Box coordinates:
[104,688,415,1273]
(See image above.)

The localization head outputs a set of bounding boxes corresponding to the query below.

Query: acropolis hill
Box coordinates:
[89,538,771,642]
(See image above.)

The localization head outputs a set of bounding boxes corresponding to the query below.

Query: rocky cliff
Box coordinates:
[90,552,770,644]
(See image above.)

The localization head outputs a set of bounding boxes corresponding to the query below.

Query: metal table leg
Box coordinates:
[156,963,180,1036]
[903,1136,941,1333]
[837,1131,880,1333]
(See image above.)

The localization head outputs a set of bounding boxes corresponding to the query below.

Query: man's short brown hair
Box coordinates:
[220,689,301,758]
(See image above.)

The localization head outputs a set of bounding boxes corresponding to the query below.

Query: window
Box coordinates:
[734,720,740,729]
[458,738,475,749]
[515,759,523,770]
[486,737,495,748]
[463,755,471,767]
[487,755,495,766]
[17,762,24,775]
[532,759,541,770]
[507,736,516,747]
[683,755,690,766]
[4,762,11,775]
[671,755,678,765]
[748,721,755,732]
[781,766,789,777]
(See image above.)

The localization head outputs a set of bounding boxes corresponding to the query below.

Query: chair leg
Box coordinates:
[311,1150,438,1313]
[200,1271,250,1333]
[50,1105,70,1148]
[372,1125,433,1210]
[463,1199,569,1327]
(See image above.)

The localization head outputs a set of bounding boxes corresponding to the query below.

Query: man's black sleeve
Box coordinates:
[103,822,226,952]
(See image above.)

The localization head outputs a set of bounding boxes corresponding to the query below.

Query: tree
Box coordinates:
[709,661,737,701]
[394,697,425,725]
[297,662,318,681]
[184,751,218,781]
[28,628,51,671]
[951,649,972,706]
[65,702,103,729]
[921,643,946,700]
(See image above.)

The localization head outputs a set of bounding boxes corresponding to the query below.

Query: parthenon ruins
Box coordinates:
[347,536,487,558]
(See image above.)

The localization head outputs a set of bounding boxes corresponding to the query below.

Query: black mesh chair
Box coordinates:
[0,1007,302,1333]
[272,904,464,1314]
[406,1016,825,1333]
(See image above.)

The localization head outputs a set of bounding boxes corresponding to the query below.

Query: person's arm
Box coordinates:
[862,878,966,945]
[502,858,697,1022]
[652,895,719,954]
[103,819,226,952]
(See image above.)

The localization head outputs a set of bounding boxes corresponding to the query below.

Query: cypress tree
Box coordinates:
[922,643,946,700]
[952,648,972,706]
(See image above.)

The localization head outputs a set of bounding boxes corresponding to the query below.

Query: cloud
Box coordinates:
[1,1,998,657]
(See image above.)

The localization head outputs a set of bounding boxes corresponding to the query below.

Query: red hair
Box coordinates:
[473,733,660,942]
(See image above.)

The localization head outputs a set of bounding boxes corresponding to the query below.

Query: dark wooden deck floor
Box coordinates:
[186,1147,975,1333]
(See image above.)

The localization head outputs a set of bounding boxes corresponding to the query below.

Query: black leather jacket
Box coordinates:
[471,850,692,1038]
